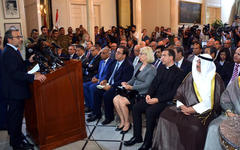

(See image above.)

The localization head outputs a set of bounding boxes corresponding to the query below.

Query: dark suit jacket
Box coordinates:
[180,58,192,77]
[221,62,240,87]
[1,45,34,100]
[105,59,134,88]
[95,58,113,82]
[83,54,101,82]
[68,53,78,59]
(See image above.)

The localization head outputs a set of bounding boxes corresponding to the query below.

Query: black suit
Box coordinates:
[68,53,78,59]
[179,58,192,77]
[132,65,184,146]
[0,50,7,130]
[1,45,34,146]
[83,55,101,82]
[221,62,239,87]
[93,59,134,120]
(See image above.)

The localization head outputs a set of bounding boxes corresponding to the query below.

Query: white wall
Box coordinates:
[221,0,235,24]
[51,0,116,31]
[136,0,171,35]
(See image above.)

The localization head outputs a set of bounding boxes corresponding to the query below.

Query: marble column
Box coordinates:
[24,0,42,36]
[201,0,207,25]
[135,0,142,44]
[170,0,179,34]
[86,0,95,44]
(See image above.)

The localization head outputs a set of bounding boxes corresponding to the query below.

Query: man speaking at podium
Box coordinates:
[1,28,46,150]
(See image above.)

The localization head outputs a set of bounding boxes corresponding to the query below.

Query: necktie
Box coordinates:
[154,59,160,68]
[133,57,139,67]
[99,61,105,81]
[109,62,119,85]
[86,51,91,59]
[231,64,239,82]
[175,61,179,68]
[17,49,22,56]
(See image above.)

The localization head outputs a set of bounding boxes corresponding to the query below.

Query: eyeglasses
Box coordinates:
[116,51,123,55]
[156,51,161,53]
[11,36,23,39]
[90,49,96,52]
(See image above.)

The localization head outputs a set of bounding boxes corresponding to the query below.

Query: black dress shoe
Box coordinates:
[12,141,34,150]
[138,142,152,150]
[101,118,114,125]
[120,124,132,134]
[87,113,94,118]
[115,125,124,131]
[124,136,143,146]
[87,115,101,122]
[84,107,92,113]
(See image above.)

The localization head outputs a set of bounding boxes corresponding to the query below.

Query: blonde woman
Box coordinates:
[113,46,157,134]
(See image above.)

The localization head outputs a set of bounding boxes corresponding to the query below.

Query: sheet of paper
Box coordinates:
[28,64,40,74]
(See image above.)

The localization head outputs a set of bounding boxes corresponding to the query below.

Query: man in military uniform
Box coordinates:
[49,29,60,46]
[57,27,71,55]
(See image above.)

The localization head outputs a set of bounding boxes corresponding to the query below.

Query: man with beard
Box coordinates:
[152,54,225,150]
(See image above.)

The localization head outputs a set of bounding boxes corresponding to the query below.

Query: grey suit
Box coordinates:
[128,63,157,94]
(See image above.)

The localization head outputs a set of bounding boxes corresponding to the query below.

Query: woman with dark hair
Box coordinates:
[215,48,232,78]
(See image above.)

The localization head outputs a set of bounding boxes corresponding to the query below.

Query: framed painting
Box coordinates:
[4,23,22,34]
[2,0,20,19]
[179,1,201,24]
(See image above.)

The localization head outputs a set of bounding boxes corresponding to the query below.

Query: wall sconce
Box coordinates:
[40,4,46,16]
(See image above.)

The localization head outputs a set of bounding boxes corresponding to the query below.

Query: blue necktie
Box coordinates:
[175,61,179,68]
[109,62,119,85]
[99,62,105,81]
[16,50,22,56]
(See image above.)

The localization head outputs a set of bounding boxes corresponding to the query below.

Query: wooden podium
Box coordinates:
[25,60,87,149]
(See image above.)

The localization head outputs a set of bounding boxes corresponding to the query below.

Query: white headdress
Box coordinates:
[192,54,216,113]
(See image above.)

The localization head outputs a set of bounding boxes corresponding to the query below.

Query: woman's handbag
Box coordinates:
[116,86,139,100]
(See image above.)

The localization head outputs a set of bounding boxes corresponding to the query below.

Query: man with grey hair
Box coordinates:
[83,47,113,113]
[1,29,46,149]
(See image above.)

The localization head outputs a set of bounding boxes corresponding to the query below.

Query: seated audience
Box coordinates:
[215,48,231,81]
[153,46,163,69]
[83,47,113,113]
[129,45,141,68]
[87,46,134,125]
[124,48,184,150]
[67,45,78,59]
[187,42,202,62]
[113,46,156,134]
[151,54,225,150]
[75,45,87,62]
[221,47,240,87]
[83,46,101,82]
[204,47,217,59]
[174,46,192,77]
[110,43,117,59]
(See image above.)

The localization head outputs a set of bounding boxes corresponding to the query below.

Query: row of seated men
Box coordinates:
[64,40,239,150]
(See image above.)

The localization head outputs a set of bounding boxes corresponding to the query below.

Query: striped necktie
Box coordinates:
[109,62,119,85]
[231,64,239,82]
